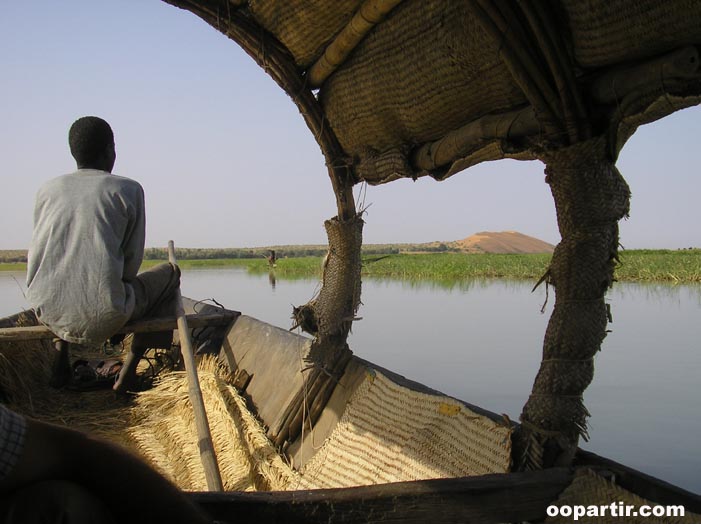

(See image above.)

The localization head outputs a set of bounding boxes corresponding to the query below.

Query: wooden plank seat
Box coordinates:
[0,312,238,342]
[0,311,239,388]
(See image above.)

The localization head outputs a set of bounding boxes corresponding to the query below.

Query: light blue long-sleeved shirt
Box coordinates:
[26,169,145,345]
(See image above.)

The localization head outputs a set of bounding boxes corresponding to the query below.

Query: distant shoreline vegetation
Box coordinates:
[1,247,698,283]
[0,243,455,265]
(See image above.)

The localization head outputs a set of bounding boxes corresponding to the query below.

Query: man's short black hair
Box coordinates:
[68,116,114,167]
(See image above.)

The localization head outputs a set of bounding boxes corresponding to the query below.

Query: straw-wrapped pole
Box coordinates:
[168,240,223,491]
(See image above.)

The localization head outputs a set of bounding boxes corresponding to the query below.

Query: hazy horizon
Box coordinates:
[1,233,697,252]
[2,2,699,251]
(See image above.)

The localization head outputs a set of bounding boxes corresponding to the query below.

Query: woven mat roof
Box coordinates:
[164,1,701,185]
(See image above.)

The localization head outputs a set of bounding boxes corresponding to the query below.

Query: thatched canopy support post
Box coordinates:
[161,1,363,447]
[514,135,630,470]
[293,215,363,363]
[280,214,364,447]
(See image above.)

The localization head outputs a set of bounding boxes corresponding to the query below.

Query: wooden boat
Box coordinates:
[6,0,701,521]
[1,303,699,523]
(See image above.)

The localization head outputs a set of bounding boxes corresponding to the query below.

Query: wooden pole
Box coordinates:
[307,0,406,88]
[168,240,224,492]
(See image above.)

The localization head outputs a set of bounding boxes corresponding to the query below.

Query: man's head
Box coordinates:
[68,116,116,172]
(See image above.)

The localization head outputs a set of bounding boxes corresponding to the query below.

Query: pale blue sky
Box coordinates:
[2,1,699,250]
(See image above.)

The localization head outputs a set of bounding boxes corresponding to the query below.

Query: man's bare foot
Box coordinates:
[113,350,140,393]
[113,372,138,394]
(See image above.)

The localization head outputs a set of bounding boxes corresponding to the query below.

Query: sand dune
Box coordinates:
[452,231,554,254]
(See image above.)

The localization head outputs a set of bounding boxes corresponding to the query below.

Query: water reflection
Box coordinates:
[365,275,525,293]
[175,269,700,492]
[1,269,699,493]
[0,272,30,315]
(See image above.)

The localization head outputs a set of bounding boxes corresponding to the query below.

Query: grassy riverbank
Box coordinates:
[2,250,699,283]
[152,249,699,283]
[259,250,700,283]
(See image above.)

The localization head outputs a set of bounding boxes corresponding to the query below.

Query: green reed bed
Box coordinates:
[0,263,25,272]
[614,249,701,283]
[246,253,552,282]
[3,250,699,283]
[262,250,700,284]
[360,253,551,281]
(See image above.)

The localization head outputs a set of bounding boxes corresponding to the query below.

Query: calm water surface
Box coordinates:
[2,269,699,493]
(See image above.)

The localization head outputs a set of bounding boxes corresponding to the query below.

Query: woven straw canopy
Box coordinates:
[160,1,701,469]
[164,0,701,186]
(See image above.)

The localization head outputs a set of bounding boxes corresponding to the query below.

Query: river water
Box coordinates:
[2,268,699,493]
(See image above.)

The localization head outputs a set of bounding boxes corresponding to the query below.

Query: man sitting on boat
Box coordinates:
[26,116,178,393]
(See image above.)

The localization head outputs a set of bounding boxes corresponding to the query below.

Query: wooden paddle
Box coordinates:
[168,240,224,491]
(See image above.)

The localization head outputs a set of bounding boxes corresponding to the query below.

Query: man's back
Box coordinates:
[27,169,145,345]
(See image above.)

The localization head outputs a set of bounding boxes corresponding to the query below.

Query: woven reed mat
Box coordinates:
[248,0,362,67]
[129,358,512,491]
[546,469,700,524]
[563,0,701,69]
[322,0,523,157]
[129,355,298,492]
[0,323,298,492]
[294,369,512,489]
[3,324,512,493]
